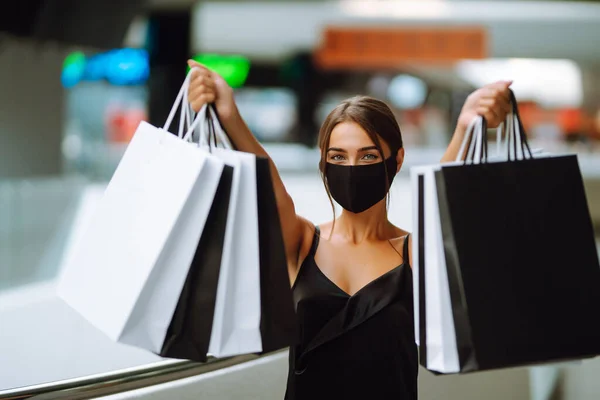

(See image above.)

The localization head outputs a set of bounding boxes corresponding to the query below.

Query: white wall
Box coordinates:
[0,35,68,178]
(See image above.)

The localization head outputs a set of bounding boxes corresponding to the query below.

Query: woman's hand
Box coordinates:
[187,60,238,123]
[441,80,513,162]
[457,80,513,130]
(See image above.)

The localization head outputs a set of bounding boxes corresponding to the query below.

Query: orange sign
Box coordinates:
[315,26,488,69]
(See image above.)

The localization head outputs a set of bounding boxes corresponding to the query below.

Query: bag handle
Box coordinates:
[455,116,482,162]
[160,69,213,142]
[466,116,483,164]
[162,71,194,137]
[456,115,489,164]
[205,106,235,150]
[180,67,235,150]
[182,103,233,150]
[495,90,533,162]
[508,90,533,161]
[460,89,533,165]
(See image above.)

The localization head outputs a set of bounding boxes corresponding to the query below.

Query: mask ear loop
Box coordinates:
[385,146,404,263]
[321,151,337,240]
[385,146,402,219]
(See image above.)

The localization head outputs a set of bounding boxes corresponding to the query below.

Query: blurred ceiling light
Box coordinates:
[338,0,599,21]
[387,74,428,109]
[455,58,583,108]
[339,0,448,19]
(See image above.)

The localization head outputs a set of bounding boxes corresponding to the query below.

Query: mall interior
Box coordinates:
[1,0,600,399]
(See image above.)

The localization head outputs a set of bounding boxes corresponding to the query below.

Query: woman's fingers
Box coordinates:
[190,94,215,111]
[189,92,216,113]
[187,59,209,71]
[476,83,513,127]
[187,59,237,122]
[477,106,501,127]
[493,82,513,113]
[478,98,504,123]
[187,63,217,112]
[189,68,215,90]
[188,78,215,100]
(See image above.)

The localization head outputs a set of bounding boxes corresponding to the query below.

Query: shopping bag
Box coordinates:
[412,117,483,373]
[169,99,297,358]
[159,97,265,362]
[150,95,261,360]
[161,163,234,362]
[413,103,575,374]
[432,93,600,373]
[58,72,223,353]
[255,156,299,353]
[196,106,263,358]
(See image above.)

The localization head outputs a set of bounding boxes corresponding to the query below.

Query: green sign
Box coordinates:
[189,54,251,88]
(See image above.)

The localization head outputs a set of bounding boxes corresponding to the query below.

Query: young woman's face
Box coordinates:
[326,121,392,166]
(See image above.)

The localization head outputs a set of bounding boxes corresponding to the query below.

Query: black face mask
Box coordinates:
[325,156,398,214]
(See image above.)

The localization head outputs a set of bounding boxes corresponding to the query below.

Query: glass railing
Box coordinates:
[0,177,87,292]
[0,173,295,396]
[0,354,267,399]
[0,173,287,398]
[0,177,167,392]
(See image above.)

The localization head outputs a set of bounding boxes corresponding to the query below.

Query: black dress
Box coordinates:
[285,226,418,400]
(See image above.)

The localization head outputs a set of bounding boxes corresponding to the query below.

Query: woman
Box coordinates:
[187,60,512,399]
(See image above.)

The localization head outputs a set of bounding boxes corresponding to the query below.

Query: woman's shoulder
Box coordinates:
[317,220,335,238]
[390,224,410,240]
[389,225,411,251]
[389,225,412,267]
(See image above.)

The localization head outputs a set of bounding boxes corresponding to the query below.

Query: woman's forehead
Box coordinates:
[329,122,373,146]
[328,121,390,152]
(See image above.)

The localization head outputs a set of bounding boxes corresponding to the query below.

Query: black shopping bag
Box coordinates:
[435,154,600,372]
[160,165,233,363]
[255,157,299,353]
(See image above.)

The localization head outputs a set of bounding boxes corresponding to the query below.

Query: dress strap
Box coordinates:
[292,225,321,292]
[403,234,411,266]
[309,225,321,258]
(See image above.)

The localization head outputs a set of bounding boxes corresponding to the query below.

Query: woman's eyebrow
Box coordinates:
[327,146,379,153]
[358,146,378,152]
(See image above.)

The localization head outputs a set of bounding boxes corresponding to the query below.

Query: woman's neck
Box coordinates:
[334,201,392,244]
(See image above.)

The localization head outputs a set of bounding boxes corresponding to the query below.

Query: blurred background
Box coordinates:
[1,0,600,399]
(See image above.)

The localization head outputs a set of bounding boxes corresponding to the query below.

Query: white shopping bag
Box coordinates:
[411,164,460,373]
[185,102,262,357]
[58,72,223,353]
[411,117,484,373]
[208,147,262,357]
[182,95,263,357]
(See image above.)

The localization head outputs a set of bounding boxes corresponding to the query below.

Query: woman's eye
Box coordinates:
[362,153,379,161]
[330,154,345,161]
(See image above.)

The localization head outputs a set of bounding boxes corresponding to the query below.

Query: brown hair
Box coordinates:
[318,95,404,231]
